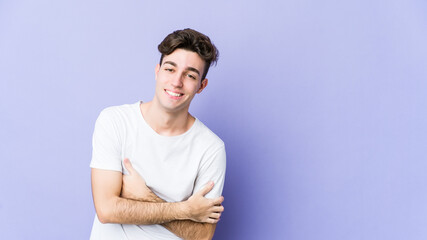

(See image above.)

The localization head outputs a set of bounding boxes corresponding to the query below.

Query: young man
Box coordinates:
[90,29,226,240]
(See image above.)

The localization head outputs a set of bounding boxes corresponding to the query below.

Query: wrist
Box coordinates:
[176,201,190,220]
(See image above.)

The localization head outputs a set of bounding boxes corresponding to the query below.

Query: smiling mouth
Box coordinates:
[165,90,184,97]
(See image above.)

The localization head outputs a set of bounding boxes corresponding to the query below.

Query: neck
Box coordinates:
[140,101,195,136]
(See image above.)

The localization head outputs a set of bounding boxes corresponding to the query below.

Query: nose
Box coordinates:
[171,72,184,88]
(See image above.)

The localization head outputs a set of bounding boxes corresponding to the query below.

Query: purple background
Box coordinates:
[1,0,426,239]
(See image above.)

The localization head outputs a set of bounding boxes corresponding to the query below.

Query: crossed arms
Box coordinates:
[91,158,224,240]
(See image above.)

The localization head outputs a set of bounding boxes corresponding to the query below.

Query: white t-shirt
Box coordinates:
[89,101,226,240]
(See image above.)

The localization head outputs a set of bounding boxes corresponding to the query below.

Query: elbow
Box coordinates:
[202,223,216,240]
[97,210,111,224]
[201,233,213,240]
[186,235,210,240]
[195,235,211,240]
[95,198,117,224]
[192,235,211,240]
[96,205,113,224]
[191,224,215,240]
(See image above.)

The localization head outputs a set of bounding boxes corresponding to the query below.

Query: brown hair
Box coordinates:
[158,28,219,80]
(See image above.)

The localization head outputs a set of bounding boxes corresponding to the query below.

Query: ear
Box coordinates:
[155,64,160,80]
[197,78,208,94]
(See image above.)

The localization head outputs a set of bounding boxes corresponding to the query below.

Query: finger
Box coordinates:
[212,205,224,213]
[209,212,221,220]
[196,181,214,196]
[207,217,219,224]
[211,196,224,205]
[123,158,135,175]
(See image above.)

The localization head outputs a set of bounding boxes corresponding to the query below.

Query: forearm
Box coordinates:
[137,192,215,240]
[163,220,216,240]
[92,167,220,233]
[117,161,223,239]
[98,196,186,225]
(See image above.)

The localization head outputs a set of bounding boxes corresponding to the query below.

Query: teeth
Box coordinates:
[166,90,182,97]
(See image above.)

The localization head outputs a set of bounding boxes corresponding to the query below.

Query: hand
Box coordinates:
[184,181,225,224]
[121,158,153,201]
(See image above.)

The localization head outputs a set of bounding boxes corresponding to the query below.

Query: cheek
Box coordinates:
[155,79,165,91]
[156,75,168,85]
[189,83,201,93]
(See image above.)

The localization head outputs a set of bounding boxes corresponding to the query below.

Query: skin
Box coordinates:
[91,49,224,240]
[143,48,209,136]
[121,158,224,240]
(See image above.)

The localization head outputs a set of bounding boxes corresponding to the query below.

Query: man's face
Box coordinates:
[154,48,208,114]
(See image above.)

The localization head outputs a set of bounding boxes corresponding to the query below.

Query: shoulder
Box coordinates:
[94,102,140,135]
[97,102,139,123]
[194,119,225,150]
[99,102,137,118]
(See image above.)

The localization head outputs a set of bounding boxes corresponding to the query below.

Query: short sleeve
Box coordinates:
[90,109,123,172]
[193,145,226,199]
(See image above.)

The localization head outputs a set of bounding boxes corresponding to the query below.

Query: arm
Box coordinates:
[163,218,217,240]
[92,168,186,224]
[90,109,223,229]
[121,158,224,240]
[91,163,223,225]
[126,185,219,240]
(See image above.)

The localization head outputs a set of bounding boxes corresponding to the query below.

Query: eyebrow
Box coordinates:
[163,61,200,76]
